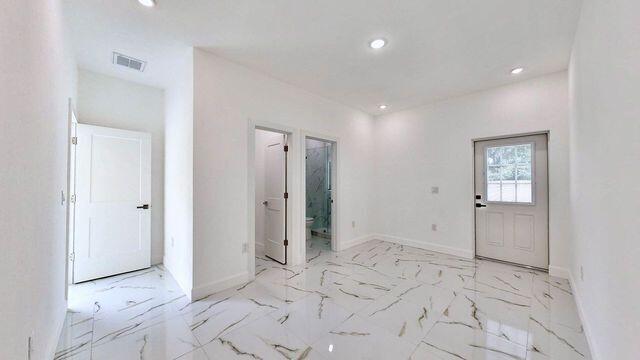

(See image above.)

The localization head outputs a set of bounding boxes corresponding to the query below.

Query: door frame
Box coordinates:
[301,132,339,257]
[65,98,78,299]
[247,120,301,277]
[471,130,550,270]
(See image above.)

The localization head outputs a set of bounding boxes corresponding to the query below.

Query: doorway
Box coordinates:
[71,124,152,282]
[474,133,549,269]
[255,128,290,265]
[304,136,336,261]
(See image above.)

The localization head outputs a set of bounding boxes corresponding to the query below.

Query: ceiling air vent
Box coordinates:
[112,52,146,72]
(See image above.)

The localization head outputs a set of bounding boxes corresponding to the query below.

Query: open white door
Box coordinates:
[67,115,77,285]
[264,134,287,264]
[73,124,151,282]
[474,134,549,269]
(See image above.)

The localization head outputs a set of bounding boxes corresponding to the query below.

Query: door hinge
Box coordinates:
[283,239,289,246]
[283,192,289,199]
[69,253,75,262]
[71,137,77,145]
[283,145,289,152]
[70,194,76,204]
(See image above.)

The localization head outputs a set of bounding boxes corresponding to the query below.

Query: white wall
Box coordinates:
[374,72,571,268]
[77,69,165,264]
[0,0,77,358]
[192,49,375,297]
[254,129,284,251]
[568,0,640,358]
[164,48,195,298]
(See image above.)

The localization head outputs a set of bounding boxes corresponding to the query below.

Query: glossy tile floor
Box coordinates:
[306,235,332,262]
[55,240,591,359]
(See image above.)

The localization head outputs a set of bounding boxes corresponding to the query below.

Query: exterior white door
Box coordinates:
[474,134,549,269]
[74,124,151,282]
[264,135,287,263]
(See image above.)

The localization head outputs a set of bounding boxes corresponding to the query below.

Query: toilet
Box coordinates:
[305,217,314,239]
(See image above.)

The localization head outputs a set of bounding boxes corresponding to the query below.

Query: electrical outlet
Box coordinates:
[431,186,439,194]
[431,224,438,231]
[580,266,584,281]
[242,243,248,253]
[351,221,356,228]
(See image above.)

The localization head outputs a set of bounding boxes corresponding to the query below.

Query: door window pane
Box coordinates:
[485,143,534,203]
[501,182,516,202]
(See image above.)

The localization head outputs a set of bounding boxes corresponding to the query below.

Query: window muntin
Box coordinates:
[486,143,533,203]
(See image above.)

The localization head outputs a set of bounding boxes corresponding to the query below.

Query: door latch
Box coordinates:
[137,204,150,209]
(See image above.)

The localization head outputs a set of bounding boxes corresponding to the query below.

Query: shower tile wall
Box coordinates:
[306,139,331,233]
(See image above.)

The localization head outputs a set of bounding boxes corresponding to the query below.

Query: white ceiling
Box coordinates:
[64,0,582,114]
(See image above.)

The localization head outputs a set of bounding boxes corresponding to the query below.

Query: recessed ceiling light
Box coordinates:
[511,67,524,75]
[138,0,156,7]
[369,39,387,49]
[379,104,388,110]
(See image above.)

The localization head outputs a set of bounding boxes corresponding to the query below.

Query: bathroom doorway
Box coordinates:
[305,136,336,261]
[255,128,290,265]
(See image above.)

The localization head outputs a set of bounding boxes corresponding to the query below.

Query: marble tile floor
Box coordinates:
[55,240,591,359]
[306,235,332,263]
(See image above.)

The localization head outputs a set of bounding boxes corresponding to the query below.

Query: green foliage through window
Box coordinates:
[486,144,533,203]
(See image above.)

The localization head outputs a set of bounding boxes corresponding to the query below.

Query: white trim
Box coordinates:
[337,234,375,251]
[548,265,570,279]
[191,271,250,301]
[568,270,600,360]
[373,233,474,259]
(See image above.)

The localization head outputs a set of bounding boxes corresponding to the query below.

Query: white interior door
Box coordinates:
[474,134,548,269]
[74,124,151,282]
[67,118,77,285]
[264,135,287,263]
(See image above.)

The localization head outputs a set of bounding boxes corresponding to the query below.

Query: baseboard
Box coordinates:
[568,270,599,360]
[337,234,376,251]
[373,233,474,259]
[191,271,250,301]
[548,265,570,279]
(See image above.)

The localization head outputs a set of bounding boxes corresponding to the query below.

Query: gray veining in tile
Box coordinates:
[56,241,591,360]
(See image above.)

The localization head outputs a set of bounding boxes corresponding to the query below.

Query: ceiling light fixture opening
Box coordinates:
[138,0,156,7]
[379,104,388,110]
[369,38,387,49]
[511,67,524,75]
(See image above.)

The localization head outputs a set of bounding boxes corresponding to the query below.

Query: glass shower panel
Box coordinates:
[305,139,332,237]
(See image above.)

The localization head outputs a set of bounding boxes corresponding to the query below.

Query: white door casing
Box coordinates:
[474,134,549,269]
[74,124,151,282]
[264,134,287,263]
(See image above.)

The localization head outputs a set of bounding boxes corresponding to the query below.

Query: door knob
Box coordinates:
[262,201,268,206]
[475,203,487,208]
[137,204,150,209]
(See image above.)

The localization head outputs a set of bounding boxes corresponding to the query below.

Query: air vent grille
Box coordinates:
[113,52,146,72]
